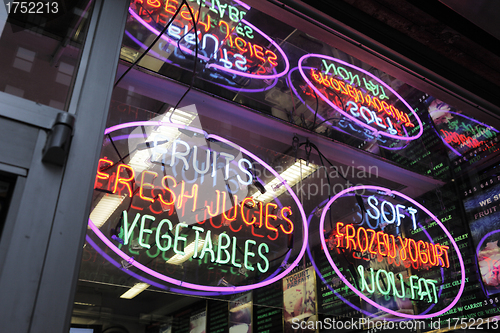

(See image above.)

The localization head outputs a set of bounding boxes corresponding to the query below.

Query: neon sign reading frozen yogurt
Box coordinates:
[317,186,464,319]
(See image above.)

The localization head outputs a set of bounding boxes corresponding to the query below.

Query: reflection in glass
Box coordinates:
[0,1,93,110]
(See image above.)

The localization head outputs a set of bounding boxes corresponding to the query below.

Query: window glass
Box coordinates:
[0,1,94,110]
[119,0,500,179]
[72,1,500,331]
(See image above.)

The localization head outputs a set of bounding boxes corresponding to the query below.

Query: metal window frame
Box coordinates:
[0,0,129,332]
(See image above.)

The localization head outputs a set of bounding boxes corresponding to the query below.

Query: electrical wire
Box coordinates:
[311,89,319,130]
[114,0,187,88]
[169,1,199,123]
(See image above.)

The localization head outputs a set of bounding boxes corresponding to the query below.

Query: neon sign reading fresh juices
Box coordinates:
[89,120,307,292]
[95,157,294,273]
[318,186,465,319]
[129,0,289,79]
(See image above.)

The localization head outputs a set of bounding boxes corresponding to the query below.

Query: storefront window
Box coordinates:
[0,1,94,110]
[72,1,500,332]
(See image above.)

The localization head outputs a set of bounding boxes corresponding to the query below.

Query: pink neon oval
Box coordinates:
[298,54,423,141]
[89,121,308,292]
[319,185,465,319]
[129,8,289,80]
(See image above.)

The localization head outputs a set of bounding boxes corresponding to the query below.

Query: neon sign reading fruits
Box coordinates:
[298,54,423,141]
[129,0,289,79]
[319,185,465,319]
[89,120,307,292]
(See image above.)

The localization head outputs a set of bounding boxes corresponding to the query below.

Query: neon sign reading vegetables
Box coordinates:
[129,0,289,79]
[318,186,465,319]
[96,159,294,273]
[298,54,423,141]
[89,119,307,292]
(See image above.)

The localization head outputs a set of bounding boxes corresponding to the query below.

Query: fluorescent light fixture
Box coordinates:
[129,108,197,173]
[166,239,205,265]
[88,194,126,229]
[230,302,252,313]
[252,160,318,203]
[120,282,150,299]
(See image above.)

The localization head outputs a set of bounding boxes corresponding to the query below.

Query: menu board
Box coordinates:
[408,184,486,328]
[314,252,360,321]
[207,300,229,333]
[172,302,207,333]
[172,308,192,333]
[254,281,283,333]
[459,167,500,318]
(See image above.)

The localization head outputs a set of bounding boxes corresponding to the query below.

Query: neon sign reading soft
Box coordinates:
[129,0,289,79]
[298,54,423,141]
[90,121,307,292]
[319,185,465,319]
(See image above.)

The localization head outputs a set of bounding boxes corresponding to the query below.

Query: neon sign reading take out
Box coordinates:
[89,118,307,292]
[298,54,423,141]
[129,0,289,79]
[317,185,465,319]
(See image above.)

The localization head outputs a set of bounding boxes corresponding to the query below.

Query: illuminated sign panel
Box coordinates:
[427,98,498,157]
[128,0,289,80]
[89,118,306,293]
[298,54,423,142]
[314,185,465,319]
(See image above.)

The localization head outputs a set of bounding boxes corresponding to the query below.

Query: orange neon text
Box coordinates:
[334,222,450,268]
[310,69,414,128]
[440,129,484,149]
[131,0,278,68]
[94,160,294,239]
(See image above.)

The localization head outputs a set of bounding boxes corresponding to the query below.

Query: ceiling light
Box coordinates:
[166,239,205,265]
[88,194,126,229]
[252,160,318,203]
[120,282,150,299]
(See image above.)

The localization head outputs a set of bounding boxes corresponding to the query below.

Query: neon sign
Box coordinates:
[287,67,410,151]
[476,230,500,297]
[334,223,450,269]
[298,54,423,141]
[129,0,289,80]
[89,120,307,292]
[318,185,465,319]
[428,99,498,157]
